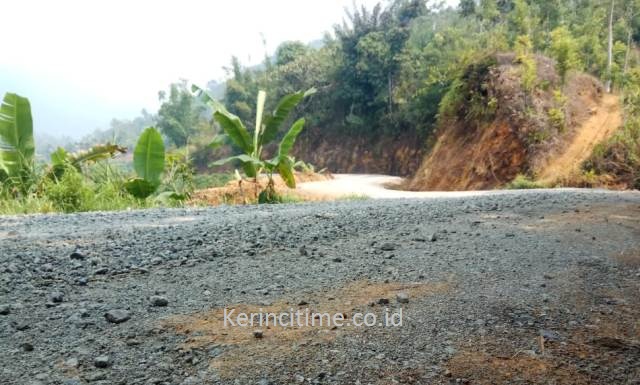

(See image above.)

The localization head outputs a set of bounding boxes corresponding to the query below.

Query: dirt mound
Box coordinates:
[190,172,332,205]
[408,53,615,191]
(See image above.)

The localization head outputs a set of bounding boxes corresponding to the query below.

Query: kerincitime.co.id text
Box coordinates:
[223,307,403,328]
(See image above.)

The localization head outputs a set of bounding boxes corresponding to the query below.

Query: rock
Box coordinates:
[69,252,85,260]
[41,263,54,272]
[49,291,64,303]
[297,300,309,306]
[253,330,264,339]
[65,358,79,368]
[89,257,102,266]
[105,309,131,324]
[299,246,308,256]
[93,267,108,275]
[430,233,438,242]
[0,304,10,315]
[540,329,561,341]
[21,342,34,352]
[150,296,169,307]
[396,292,410,304]
[93,355,111,368]
[380,243,396,251]
[377,298,390,305]
[76,277,88,286]
[13,322,29,331]
[332,257,343,263]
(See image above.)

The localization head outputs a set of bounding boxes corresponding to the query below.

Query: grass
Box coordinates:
[505,175,548,189]
[337,193,370,201]
[193,173,234,189]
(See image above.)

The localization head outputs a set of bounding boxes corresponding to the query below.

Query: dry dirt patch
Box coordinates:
[190,172,332,206]
[163,280,450,378]
[443,273,640,384]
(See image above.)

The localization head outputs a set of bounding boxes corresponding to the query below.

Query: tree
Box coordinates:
[459,0,476,17]
[550,26,581,82]
[275,41,309,66]
[606,0,616,92]
[157,81,204,147]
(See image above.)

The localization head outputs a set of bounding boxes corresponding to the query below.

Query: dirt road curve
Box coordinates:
[1,190,639,384]
[297,174,512,199]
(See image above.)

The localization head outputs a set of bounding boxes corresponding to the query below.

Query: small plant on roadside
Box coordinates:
[505,174,547,189]
[124,127,166,199]
[193,84,315,203]
[43,165,93,212]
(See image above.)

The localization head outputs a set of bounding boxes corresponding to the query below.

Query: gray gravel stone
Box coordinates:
[49,291,64,303]
[104,309,131,324]
[150,296,169,307]
[69,252,86,260]
[396,292,410,303]
[93,355,111,368]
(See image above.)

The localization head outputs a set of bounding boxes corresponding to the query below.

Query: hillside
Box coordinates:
[407,53,622,191]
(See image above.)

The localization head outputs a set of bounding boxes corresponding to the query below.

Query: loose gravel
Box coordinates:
[1,189,639,384]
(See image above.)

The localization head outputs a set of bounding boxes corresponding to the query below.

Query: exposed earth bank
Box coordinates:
[1,190,640,384]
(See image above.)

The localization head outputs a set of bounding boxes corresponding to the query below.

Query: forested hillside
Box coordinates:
[78,0,640,188]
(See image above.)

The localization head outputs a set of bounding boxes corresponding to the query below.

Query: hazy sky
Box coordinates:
[0,0,454,138]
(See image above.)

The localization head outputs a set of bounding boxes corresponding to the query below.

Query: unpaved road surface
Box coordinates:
[1,190,640,385]
[297,174,509,199]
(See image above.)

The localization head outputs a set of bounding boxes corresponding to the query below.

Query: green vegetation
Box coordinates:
[0,93,192,215]
[505,174,548,189]
[5,0,640,215]
[0,93,35,195]
[194,85,315,203]
[584,74,640,188]
[124,127,166,199]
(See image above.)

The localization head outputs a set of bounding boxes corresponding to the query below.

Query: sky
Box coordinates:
[0,0,455,138]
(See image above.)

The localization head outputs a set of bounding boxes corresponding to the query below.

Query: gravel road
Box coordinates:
[1,189,639,385]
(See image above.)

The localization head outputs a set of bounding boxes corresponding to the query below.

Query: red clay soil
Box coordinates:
[407,54,614,191]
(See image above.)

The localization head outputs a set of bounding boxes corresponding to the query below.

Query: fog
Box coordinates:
[0,0,385,138]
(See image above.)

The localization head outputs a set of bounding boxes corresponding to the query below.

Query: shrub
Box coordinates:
[505,174,547,189]
[43,167,93,212]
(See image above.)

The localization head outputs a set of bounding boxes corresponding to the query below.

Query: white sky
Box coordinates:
[0,0,454,138]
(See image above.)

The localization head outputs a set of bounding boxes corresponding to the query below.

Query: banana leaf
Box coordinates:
[0,93,34,187]
[213,110,253,154]
[261,87,315,147]
[133,127,165,184]
[278,118,306,160]
[124,178,158,199]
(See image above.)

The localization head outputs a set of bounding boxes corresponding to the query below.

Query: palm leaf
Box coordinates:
[133,127,165,184]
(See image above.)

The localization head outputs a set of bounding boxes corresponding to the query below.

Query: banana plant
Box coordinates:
[124,127,165,199]
[0,92,35,193]
[192,84,315,202]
